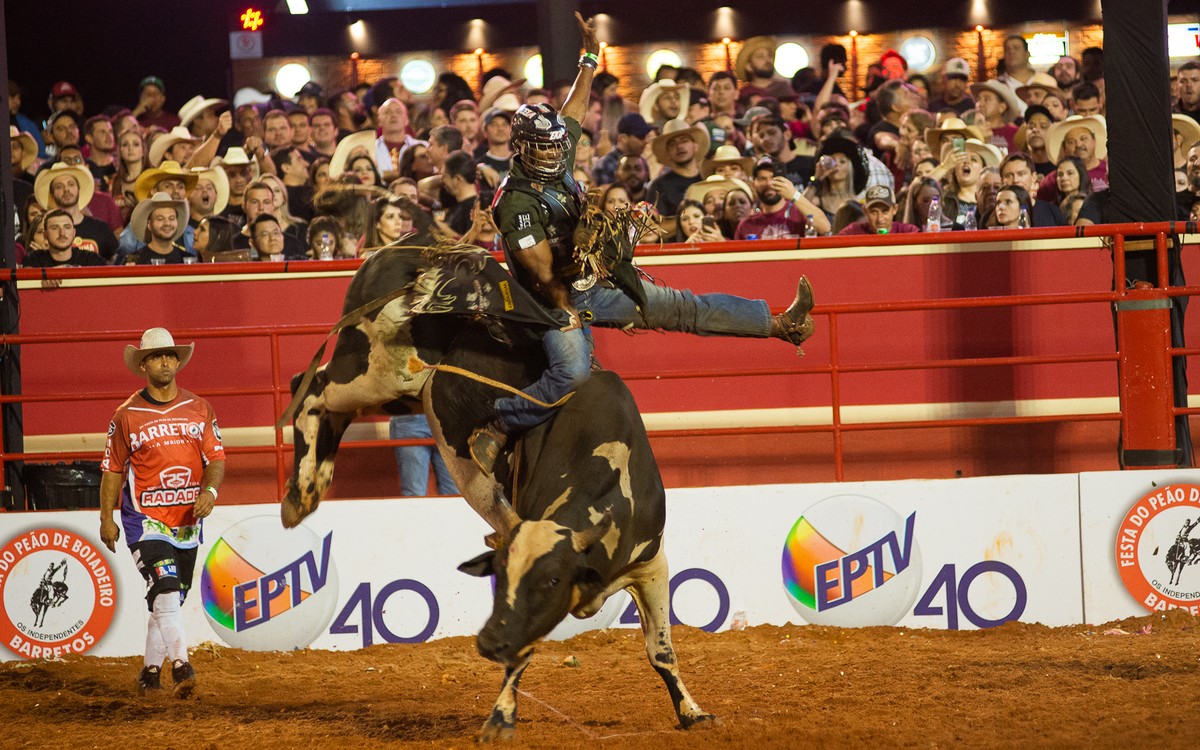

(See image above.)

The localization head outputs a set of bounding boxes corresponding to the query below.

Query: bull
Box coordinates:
[458,370,718,741]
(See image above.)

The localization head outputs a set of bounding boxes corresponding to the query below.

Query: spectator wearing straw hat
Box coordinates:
[178,95,228,140]
[647,119,708,215]
[149,126,201,168]
[970,79,1025,154]
[127,192,189,265]
[9,126,37,203]
[34,162,117,260]
[1036,114,1108,202]
[133,76,181,131]
[115,160,199,258]
[701,144,755,182]
[186,167,229,230]
[736,36,793,100]
[639,79,689,130]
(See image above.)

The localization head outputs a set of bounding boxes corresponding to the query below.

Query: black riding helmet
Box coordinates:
[510,102,571,181]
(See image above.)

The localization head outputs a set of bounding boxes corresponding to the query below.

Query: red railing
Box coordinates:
[0,220,1193,505]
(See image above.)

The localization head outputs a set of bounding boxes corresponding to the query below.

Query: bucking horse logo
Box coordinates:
[29,559,70,628]
[1165,518,1200,587]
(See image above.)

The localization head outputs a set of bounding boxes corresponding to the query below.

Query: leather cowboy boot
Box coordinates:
[770,275,816,345]
[469,421,508,475]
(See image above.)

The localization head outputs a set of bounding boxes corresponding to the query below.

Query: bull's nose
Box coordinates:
[476,630,509,663]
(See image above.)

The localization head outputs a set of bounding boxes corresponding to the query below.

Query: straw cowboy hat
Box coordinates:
[701,143,756,178]
[329,130,376,178]
[124,327,194,377]
[190,165,230,215]
[650,118,711,165]
[178,95,228,129]
[134,160,199,202]
[925,117,985,156]
[1172,113,1200,152]
[130,191,188,244]
[481,76,522,112]
[683,174,754,205]
[1045,114,1107,163]
[212,146,261,182]
[638,79,690,124]
[34,162,95,210]
[9,126,37,171]
[1015,72,1067,106]
[735,36,777,83]
[148,126,201,167]
[962,138,1003,168]
[969,79,1027,121]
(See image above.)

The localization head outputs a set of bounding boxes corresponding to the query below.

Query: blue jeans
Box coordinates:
[571,278,772,337]
[494,325,593,433]
[390,414,459,496]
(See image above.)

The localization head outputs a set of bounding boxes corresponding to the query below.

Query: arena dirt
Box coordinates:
[2,611,1198,749]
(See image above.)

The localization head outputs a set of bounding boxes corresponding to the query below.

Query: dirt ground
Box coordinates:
[2,611,1199,749]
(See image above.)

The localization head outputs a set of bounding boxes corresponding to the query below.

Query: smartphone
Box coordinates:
[772,162,788,178]
[702,216,718,230]
[952,136,966,153]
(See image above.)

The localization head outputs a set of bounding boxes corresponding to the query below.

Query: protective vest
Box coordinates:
[493,171,585,277]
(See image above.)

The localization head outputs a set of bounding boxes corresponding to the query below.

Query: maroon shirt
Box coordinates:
[733,203,808,240]
[837,221,920,235]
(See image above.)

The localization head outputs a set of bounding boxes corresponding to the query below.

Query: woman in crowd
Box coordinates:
[940,141,999,228]
[896,109,934,183]
[674,199,724,242]
[434,72,476,114]
[193,215,238,258]
[831,201,866,235]
[348,154,383,187]
[260,174,306,233]
[306,215,350,259]
[363,194,414,254]
[901,176,944,230]
[974,166,1003,228]
[988,185,1033,229]
[720,185,755,238]
[399,141,436,181]
[111,127,150,224]
[912,156,939,180]
[309,157,331,194]
[1053,155,1093,212]
[599,183,632,212]
[804,135,868,221]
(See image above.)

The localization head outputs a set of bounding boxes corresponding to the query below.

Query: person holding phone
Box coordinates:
[673,199,724,243]
[735,157,830,239]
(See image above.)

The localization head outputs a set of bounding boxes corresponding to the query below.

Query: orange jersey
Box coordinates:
[102,388,224,547]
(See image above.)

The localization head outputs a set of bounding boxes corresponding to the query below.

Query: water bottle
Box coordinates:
[964,205,977,231]
[804,214,818,238]
[730,610,748,631]
[318,235,334,260]
[925,195,942,232]
[1017,206,1030,229]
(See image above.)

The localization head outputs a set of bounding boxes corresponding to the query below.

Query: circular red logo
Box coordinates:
[0,528,117,659]
[1116,484,1200,614]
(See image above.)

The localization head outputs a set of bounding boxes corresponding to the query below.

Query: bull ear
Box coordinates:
[458,550,496,577]
[572,509,613,553]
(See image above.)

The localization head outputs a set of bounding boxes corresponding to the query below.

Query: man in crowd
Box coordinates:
[1018,105,1056,175]
[263,110,294,153]
[1070,82,1103,117]
[867,79,920,160]
[23,209,106,270]
[149,127,200,168]
[309,108,339,158]
[34,162,118,260]
[1000,152,1065,226]
[1053,56,1082,91]
[118,161,198,259]
[997,35,1036,91]
[707,70,739,120]
[427,125,464,174]
[639,79,687,129]
[751,114,815,186]
[233,181,306,258]
[329,89,367,138]
[475,108,514,184]
[288,110,312,151]
[101,327,224,699]
[44,110,80,161]
[216,147,255,226]
[375,98,419,182]
[616,154,650,205]
[1038,114,1109,201]
[55,144,124,232]
[133,76,181,131]
[591,112,653,185]
[48,81,84,118]
[928,58,974,115]
[296,82,323,114]
[735,157,829,239]
[127,192,190,265]
[647,119,707,215]
[186,168,226,230]
[837,186,919,235]
[178,95,227,140]
[84,115,117,190]
[9,80,46,158]
[1175,61,1200,124]
[736,36,792,98]
[441,150,479,235]
[248,214,300,260]
[450,100,481,149]
[275,146,313,221]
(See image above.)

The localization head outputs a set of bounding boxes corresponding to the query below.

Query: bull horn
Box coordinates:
[572,509,613,553]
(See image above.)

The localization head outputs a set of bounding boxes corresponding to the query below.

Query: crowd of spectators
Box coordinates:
[6,34,1195,268]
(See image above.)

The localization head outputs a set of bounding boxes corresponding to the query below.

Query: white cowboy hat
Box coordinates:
[124,327,194,377]
[683,174,754,205]
[650,118,711,166]
[481,76,522,112]
[233,87,271,109]
[701,143,756,179]
[130,191,188,244]
[329,130,377,178]
[735,36,777,83]
[134,160,199,202]
[178,95,228,129]
[148,126,201,167]
[638,79,691,124]
[34,162,95,210]
[1045,114,1107,163]
[190,166,230,216]
[969,79,1027,122]
[9,126,36,171]
[962,138,1002,168]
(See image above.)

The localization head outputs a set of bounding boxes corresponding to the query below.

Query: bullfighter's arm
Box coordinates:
[561,13,600,124]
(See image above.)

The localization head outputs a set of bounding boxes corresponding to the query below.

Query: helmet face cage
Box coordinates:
[511,103,571,181]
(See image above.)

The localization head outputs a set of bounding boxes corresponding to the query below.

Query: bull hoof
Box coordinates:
[280,498,311,529]
[681,713,722,730]
[477,719,515,743]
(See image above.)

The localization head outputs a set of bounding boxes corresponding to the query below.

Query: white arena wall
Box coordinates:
[2,469,1198,661]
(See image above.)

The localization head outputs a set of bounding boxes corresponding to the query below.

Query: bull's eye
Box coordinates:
[546,577,560,588]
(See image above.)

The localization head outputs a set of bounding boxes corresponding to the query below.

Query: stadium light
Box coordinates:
[286,0,308,13]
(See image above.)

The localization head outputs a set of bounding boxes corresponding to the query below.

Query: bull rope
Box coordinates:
[427,364,574,409]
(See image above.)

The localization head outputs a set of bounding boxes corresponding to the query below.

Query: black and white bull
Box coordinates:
[280,243,558,533]
[458,370,718,741]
